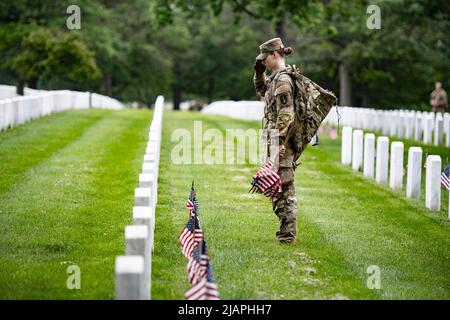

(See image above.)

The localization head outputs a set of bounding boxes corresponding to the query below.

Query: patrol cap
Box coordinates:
[256,38,284,61]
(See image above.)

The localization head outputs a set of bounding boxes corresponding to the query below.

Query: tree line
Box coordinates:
[0,0,448,110]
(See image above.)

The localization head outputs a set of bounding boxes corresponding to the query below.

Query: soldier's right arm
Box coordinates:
[254,72,269,97]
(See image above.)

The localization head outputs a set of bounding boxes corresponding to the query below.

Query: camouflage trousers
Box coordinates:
[271,166,297,242]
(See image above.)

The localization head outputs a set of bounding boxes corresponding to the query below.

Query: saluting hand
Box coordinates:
[253,60,266,74]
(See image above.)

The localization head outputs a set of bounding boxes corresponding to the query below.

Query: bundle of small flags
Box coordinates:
[249,159,282,199]
[179,183,220,300]
[440,164,450,190]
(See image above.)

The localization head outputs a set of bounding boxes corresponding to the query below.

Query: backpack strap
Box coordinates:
[274,67,295,96]
[273,67,298,163]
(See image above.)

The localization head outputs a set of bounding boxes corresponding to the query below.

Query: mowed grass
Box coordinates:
[1,108,449,300]
[153,111,450,300]
[0,108,152,299]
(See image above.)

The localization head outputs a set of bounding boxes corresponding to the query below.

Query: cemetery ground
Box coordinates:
[154,111,450,300]
[0,109,152,299]
[0,109,449,299]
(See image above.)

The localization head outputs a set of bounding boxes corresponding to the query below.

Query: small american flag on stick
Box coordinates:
[185,240,220,300]
[179,216,203,258]
[440,164,450,190]
[179,183,203,258]
[187,240,208,284]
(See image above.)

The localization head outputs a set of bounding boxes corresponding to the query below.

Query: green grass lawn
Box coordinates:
[0,109,449,299]
[153,111,450,300]
[0,108,152,299]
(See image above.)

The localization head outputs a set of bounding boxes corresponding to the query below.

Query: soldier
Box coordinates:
[253,37,297,243]
[430,82,448,114]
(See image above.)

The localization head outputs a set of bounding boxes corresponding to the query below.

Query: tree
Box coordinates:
[11,29,99,93]
[150,2,273,109]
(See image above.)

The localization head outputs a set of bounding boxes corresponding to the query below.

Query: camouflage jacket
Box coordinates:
[254,65,295,167]
[431,89,448,112]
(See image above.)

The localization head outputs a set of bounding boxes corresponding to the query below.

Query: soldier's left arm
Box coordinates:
[274,74,295,147]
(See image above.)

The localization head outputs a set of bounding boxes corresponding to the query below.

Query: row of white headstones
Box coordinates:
[114,96,164,300]
[0,86,124,131]
[341,126,449,219]
[324,107,450,147]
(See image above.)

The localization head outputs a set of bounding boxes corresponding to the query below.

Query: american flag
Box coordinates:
[179,215,203,258]
[186,199,194,210]
[185,240,220,300]
[440,164,450,190]
[249,159,282,198]
[186,193,199,218]
[187,240,208,284]
[179,185,203,257]
[180,183,220,300]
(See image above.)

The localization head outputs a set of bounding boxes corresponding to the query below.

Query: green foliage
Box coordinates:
[11,28,99,84]
[11,28,50,81]
[169,11,263,101]
[0,0,448,107]
[295,0,450,108]
[46,32,99,80]
[152,0,322,28]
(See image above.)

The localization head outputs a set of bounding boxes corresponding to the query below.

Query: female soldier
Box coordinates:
[253,37,297,243]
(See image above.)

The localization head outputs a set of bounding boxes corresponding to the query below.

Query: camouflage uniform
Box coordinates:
[254,38,297,243]
[431,88,448,113]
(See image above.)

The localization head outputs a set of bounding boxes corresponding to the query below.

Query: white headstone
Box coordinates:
[0,101,5,131]
[423,114,434,144]
[352,130,363,171]
[364,133,375,178]
[135,188,151,207]
[397,114,405,138]
[425,155,441,211]
[389,142,404,190]
[414,114,422,141]
[434,116,443,146]
[389,112,397,136]
[406,147,422,199]
[144,154,157,163]
[115,255,145,300]
[147,141,158,150]
[376,136,389,183]
[139,173,154,189]
[405,113,414,139]
[445,117,450,147]
[444,113,449,134]
[341,126,352,165]
[142,162,155,174]
[133,206,155,252]
[125,225,150,300]
[149,131,160,142]
[146,146,157,155]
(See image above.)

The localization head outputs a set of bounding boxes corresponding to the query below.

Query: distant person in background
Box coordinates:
[430,82,448,114]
